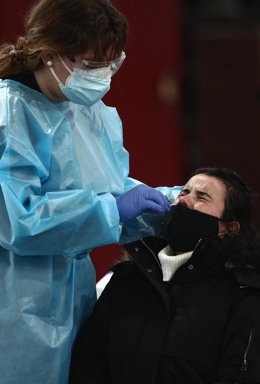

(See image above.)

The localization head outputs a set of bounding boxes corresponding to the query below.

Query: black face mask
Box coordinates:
[163,204,219,252]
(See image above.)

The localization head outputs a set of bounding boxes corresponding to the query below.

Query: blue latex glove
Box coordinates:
[116,184,170,223]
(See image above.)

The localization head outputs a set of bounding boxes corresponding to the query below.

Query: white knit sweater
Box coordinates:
[158,245,192,281]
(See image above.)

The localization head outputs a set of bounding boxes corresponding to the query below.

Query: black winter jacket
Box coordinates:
[69,237,260,384]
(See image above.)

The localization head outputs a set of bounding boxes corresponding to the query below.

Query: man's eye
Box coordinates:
[179,189,189,196]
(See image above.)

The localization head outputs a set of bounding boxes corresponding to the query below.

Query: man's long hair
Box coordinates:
[190,167,260,271]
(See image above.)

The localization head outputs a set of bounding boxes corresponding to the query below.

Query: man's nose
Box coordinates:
[179,194,194,209]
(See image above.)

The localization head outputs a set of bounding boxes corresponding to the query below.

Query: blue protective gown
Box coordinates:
[0,79,180,384]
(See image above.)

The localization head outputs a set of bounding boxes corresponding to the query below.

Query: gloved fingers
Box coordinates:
[143,200,170,213]
[116,184,170,223]
[144,188,170,212]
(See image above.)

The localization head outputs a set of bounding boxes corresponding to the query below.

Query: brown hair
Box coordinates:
[0,0,128,78]
[186,167,260,271]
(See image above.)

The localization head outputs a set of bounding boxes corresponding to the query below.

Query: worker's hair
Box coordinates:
[0,0,128,78]
[189,167,260,271]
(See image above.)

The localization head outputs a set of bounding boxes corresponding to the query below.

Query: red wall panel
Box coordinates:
[105,0,184,186]
[0,1,31,42]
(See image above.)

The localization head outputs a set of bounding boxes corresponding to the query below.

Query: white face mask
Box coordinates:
[49,56,112,106]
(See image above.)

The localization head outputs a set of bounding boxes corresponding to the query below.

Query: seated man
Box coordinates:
[69,167,260,384]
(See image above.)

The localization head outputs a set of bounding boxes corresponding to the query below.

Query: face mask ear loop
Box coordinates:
[48,66,64,87]
[48,55,72,86]
[58,55,72,74]
[48,55,73,87]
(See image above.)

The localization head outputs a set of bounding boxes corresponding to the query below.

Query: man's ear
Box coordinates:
[219,220,240,238]
[227,221,240,235]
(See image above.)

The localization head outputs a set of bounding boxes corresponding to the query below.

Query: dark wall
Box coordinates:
[182,0,260,230]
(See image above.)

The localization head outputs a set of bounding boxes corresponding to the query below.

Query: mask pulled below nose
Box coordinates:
[163,204,219,252]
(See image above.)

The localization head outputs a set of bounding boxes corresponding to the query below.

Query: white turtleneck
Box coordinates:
[158,245,193,281]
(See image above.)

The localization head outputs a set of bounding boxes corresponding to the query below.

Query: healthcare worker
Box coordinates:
[0,0,180,383]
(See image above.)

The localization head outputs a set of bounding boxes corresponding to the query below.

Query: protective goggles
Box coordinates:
[73,51,126,75]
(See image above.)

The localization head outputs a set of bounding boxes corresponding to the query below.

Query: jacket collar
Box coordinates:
[124,237,224,278]
[124,237,167,281]
[124,237,260,290]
